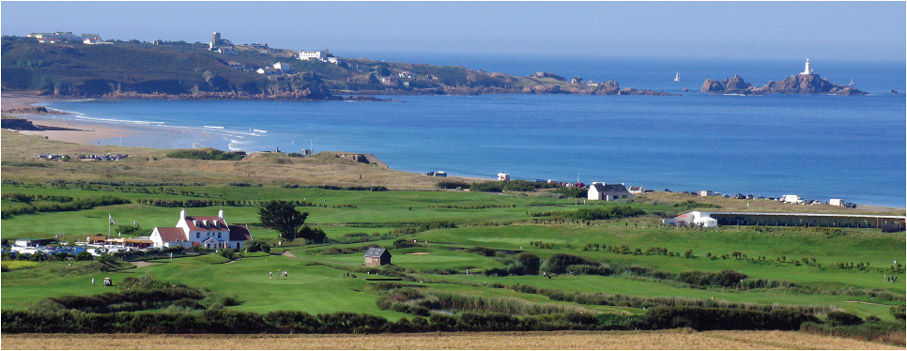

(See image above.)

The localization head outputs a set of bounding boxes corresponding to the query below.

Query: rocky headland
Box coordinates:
[702,74,866,95]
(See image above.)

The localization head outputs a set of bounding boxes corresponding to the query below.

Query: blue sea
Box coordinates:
[41,55,906,207]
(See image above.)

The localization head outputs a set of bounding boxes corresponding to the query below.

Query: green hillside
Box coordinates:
[1,36,666,98]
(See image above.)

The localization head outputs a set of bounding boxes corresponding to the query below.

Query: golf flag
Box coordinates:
[109,213,115,225]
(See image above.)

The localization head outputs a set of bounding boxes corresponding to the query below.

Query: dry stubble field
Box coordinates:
[1,330,899,350]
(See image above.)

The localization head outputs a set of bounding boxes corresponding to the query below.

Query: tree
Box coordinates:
[259,201,308,240]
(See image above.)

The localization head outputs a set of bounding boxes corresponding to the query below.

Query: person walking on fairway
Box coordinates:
[269,271,273,279]
[91,277,95,287]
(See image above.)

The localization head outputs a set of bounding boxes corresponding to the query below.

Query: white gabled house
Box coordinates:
[588,182,634,201]
[150,209,252,250]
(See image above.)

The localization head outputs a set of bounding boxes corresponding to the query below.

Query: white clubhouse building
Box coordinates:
[150,209,252,250]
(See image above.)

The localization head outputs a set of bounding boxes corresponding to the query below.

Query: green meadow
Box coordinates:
[2,180,905,325]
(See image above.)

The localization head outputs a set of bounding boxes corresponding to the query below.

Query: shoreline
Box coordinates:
[2,93,218,149]
[3,93,143,145]
[3,92,904,210]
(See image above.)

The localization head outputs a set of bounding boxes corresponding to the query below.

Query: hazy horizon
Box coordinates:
[2,1,905,62]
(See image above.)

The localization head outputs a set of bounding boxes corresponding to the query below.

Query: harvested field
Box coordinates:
[1,330,898,350]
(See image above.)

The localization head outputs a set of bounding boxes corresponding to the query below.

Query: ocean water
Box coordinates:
[41,56,906,207]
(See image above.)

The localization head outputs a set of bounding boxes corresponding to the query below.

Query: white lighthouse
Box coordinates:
[801,58,813,75]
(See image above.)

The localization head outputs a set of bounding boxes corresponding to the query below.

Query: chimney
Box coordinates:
[180,208,186,220]
[621,182,625,186]
[218,209,224,220]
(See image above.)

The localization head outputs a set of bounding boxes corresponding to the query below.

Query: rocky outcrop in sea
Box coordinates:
[702,74,866,95]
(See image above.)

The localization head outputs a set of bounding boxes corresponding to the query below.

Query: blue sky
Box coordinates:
[2,1,904,61]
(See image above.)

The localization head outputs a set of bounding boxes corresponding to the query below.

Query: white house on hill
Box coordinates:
[150,209,252,250]
[588,182,634,201]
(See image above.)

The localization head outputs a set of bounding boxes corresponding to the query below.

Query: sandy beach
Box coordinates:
[3,92,146,146]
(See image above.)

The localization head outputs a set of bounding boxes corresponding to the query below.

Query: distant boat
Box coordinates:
[848,78,854,86]
[674,72,680,82]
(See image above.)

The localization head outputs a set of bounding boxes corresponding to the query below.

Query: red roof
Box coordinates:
[155,227,187,242]
[229,225,253,241]
[185,216,228,232]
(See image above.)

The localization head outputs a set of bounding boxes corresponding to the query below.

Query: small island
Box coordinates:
[701,59,867,96]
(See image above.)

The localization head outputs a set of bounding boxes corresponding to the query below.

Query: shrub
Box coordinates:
[470,182,503,193]
[890,305,906,319]
[244,240,270,253]
[437,181,469,189]
[517,252,541,275]
[541,253,602,274]
[166,149,245,161]
[298,225,326,244]
[676,270,747,288]
[554,187,587,198]
[75,251,93,261]
[826,311,863,326]
[640,306,818,331]
[219,249,235,260]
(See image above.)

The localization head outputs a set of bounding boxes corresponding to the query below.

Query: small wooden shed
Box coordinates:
[364,247,391,267]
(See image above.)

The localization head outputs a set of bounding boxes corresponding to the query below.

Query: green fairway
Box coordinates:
[2,182,905,325]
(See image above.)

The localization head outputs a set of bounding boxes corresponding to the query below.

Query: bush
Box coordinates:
[640,306,818,331]
[470,182,503,193]
[244,240,270,253]
[517,252,541,275]
[298,225,326,244]
[566,205,645,221]
[437,181,469,189]
[540,253,603,274]
[676,270,747,288]
[826,311,863,326]
[75,251,93,261]
[554,187,587,198]
[220,249,236,260]
[166,149,245,161]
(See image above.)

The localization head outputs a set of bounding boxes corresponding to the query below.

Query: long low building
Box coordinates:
[673,211,905,229]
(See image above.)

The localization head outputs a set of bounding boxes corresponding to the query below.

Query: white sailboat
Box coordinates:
[673,72,680,82]
[848,77,854,86]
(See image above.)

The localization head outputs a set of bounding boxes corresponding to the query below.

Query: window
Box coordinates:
[196,232,199,239]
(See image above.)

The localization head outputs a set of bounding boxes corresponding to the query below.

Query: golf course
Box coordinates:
[1,130,905,348]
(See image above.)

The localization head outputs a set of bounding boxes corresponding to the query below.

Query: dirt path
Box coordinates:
[0,330,898,350]
[281,250,299,260]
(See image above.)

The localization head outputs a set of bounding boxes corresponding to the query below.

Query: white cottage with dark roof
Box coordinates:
[588,182,634,201]
[150,209,252,250]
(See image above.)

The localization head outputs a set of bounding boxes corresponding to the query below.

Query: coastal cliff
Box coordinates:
[702,74,866,95]
[1,36,667,99]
